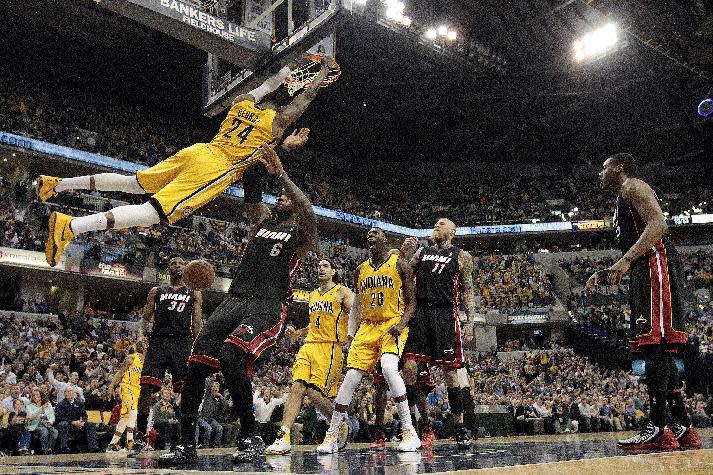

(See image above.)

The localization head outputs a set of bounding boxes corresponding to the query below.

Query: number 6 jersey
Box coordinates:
[230,217,302,300]
[153,285,196,337]
[356,253,404,322]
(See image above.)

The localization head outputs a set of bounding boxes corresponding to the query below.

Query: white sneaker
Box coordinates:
[316,431,339,454]
[337,420,350,450]
[397,427,421,452]
[265,430,292,455]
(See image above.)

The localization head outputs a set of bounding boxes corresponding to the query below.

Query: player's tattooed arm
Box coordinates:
[139,287,158,343]
[192,290,204,341]
[459,251,476,343]
[388,258,416,338]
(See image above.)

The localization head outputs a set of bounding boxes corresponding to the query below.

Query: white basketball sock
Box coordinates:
[328,369,363,432]
[70,213,107,235]
[56,173,144,194]
[380,353,413,430]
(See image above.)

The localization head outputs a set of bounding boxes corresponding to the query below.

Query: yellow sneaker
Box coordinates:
[46,211,75,267]
[36,175,61,202]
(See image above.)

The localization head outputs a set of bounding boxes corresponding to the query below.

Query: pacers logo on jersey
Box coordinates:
[359,274,395,293]
[309,300,334,314]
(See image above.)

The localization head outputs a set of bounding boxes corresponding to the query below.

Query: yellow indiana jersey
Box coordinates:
[306,284,347,344]
[209,100,276,164]
[121,353,143,393]
[357,253,403,322]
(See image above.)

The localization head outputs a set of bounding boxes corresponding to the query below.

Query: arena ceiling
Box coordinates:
[3,0,713,169]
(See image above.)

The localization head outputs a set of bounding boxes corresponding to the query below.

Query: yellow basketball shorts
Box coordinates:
[346,317,409,374]
[292,342,344,398]
[120,386,139,418]
[135,143,261,224]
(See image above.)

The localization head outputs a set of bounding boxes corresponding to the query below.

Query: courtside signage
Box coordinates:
[0,247,66,270]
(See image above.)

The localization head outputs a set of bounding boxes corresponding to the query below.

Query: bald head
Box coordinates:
[432,218,456,245]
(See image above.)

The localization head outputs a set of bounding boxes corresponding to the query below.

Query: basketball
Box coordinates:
[182,260,216,290]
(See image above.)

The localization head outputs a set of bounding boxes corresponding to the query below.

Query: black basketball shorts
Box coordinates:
[403,304,465,369]
[188,296,287,377]
[140,335,192,392]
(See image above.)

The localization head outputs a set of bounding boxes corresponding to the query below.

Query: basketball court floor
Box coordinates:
[1,428,711,474]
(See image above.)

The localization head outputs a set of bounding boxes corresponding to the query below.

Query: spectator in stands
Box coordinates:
[83,379,104,411]
[2,384,30,413]
[55,386,99,453]
[149,387,180,450]
[8,398,31,455]
[26,387,57,455]
[197,381,225,449]
[47,366,85,404]
[253,386,288,444]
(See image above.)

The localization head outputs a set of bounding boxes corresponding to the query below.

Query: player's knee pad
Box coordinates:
[405,385,419,408]
[335,369,363,406]
[447,386,464,415]
[380,353,406,397]
[138,384,155,414]
[218,344,249,379]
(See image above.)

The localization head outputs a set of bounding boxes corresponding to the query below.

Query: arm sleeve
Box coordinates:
[243,164,268,204]
[47,406,55,425]
[347,300,359,338]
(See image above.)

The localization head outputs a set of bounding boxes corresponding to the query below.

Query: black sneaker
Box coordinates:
[669,422,688,440]
[158,444,198,466]
[127,439,145,458]
[233,435,266,463]
[454,425,471,449]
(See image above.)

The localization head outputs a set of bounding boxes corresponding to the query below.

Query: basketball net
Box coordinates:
[284,53,341,96]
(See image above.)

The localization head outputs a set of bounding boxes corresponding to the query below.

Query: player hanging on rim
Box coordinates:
[399,218,476,448]
[264,258,354,455]
[317,227,421,453]
[588,153,701,451]
[106,341,147,454]
[159,144,316,466]
[133,256,203,454]
[36,54,335,267]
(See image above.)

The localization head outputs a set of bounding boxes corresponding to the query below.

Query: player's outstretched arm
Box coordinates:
[138,287,158,343]
[192,290,203,341]
[257,144,317,257]
[273,57,333,137]
[458,251,476,342]
[108,355,133,400]
[233,64,294,105]
[388,258,416,338]
[345,266,363,352]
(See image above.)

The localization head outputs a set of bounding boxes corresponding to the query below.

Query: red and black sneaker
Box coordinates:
[671,422,703,449]
[618,422,680,451]
[370,429,386,450]
[421,425,436,448]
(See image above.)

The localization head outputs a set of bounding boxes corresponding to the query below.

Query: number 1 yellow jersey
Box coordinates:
[357,253,403,323]
[209,100,276,164]
[305,284,347,344]
[121,353,143,394]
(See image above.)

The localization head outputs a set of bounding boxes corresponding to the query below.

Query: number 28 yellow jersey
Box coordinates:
[209,100,276,164]
[356,253,403,323]
[305,284,347,344]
